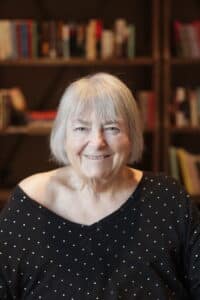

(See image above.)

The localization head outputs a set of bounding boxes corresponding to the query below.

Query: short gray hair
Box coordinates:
[50,72,144,165]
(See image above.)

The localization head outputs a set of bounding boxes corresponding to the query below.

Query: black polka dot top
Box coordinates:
[0,172,200,299]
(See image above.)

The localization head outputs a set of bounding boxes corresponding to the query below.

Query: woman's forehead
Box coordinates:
[69,112,121,124]
[69,103,120,120]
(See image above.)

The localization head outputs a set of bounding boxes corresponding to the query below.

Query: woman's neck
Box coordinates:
[65,166,142,196]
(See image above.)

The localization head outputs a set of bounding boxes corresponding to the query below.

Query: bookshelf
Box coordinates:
[162,0,200,202]
[0,57,154,66]
[0,0,161,206]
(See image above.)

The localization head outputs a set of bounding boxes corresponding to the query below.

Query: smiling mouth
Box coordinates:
[84,154,111,160]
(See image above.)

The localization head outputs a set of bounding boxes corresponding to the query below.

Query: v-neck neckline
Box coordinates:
[14,173,145,232]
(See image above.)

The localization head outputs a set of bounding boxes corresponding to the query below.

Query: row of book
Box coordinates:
[173,20,200,58]
[169,147,200,196]
[0,87,56,130]
[0,19,135,60]
[170,86,200,127]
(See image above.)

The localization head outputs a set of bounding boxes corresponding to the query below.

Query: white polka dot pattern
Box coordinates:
[0,173,200,299]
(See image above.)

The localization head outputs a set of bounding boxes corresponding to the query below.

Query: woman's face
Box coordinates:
[65,110,131,182]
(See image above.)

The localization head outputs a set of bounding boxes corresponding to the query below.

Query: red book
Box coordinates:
[27,110,57,121]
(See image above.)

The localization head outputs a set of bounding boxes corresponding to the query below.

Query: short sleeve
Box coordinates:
[184,200,200,299]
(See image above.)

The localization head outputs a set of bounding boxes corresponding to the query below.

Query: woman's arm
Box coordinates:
[184,201,200,299]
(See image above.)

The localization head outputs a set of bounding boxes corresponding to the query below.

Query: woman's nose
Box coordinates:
[89,130,107,148]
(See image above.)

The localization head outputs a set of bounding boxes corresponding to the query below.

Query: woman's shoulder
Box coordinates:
[18,169,62,205]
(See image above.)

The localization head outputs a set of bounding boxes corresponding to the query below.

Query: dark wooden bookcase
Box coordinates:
[0,0,161,204]
[161,0,200,202]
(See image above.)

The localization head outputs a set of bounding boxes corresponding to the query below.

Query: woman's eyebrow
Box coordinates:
[72,119,91,125]
[71,119,120,125]
[104,121,119,125]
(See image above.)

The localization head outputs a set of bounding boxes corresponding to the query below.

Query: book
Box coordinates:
[101,30,114,59]
[188,89,199,127]
[76,24,86,57]
[27,110,56,121]
[174,87,190,127]
[127,24,135,58]
[186,23,200,57]
[9,87,27,112]
[0,90,11,130]
[176,148,200,195]
[39,21,50,57]
[137,90,156,129]
[114,18,128,58]
[176,148,193,194]
[169,147,180,181]
[86,19,97,60]
[173,20,182,56]
[62,24,70,58]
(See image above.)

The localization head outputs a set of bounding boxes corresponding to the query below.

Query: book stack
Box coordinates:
[0,87,27,130]
[171,86,200,127]
[0,90,11,130]
[0,87,57,131]
[27,110,56,131]
[173,20,200,58]
[169,146,200,196]
[0,19,136,60]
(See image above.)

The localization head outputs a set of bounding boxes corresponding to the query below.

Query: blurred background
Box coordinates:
[0,0,200,208]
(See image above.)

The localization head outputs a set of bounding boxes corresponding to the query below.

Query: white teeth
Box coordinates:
[85,155,110,160]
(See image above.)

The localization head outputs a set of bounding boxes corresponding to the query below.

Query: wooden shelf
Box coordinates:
[170,127,200,134]
[171,58,200,65]
[0,57,154,67]
[0,124,52,135]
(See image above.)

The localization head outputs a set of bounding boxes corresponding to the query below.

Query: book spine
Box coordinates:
[101,30,114,59]
[86,19,97,60]
[168,146,180,181]
[76,24,86,57]
[174,87,190,127]
[114,18,128,58]
[49,20,57,58]
[188,89,199,127]
[39,21,50,57]
[176,148,193,194]
[62,24,70,58]
[32,21,39,58]
[20,22,29,58]
[11,21,17,59]
[69,23,77,57]
[127,24,135,58]
[0,90,11,130]
[137,90,149,129]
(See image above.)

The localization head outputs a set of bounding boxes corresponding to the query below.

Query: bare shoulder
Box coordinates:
[128,167,143,183]
[18,169,59,204]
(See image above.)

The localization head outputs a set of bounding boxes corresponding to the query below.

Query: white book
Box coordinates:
[85,20,97,60]
[101,30,114,59]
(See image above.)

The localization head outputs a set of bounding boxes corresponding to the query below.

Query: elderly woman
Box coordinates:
[0,73,200,299]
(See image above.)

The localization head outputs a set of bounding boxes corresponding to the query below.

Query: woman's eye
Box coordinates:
[74,127,88,132]
[105,127,120,133]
